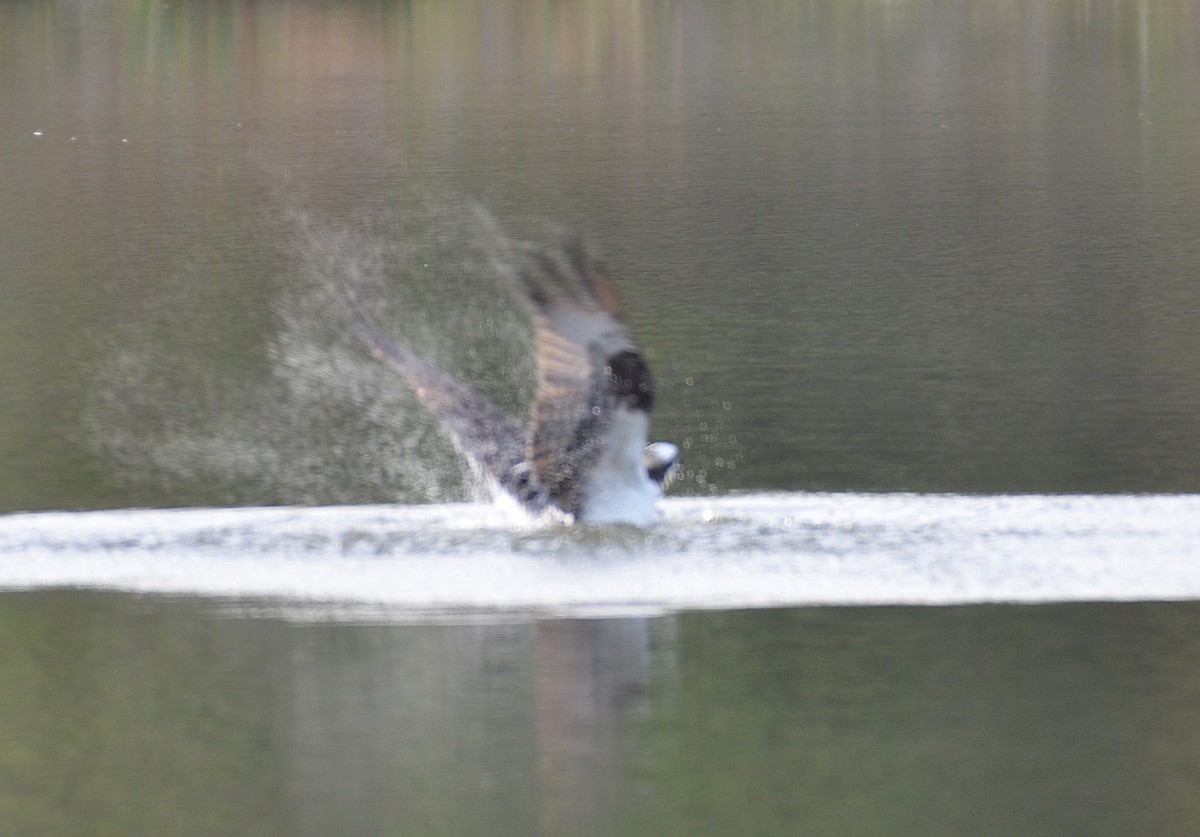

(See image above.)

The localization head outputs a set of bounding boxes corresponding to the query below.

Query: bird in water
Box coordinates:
[355,240,679,526]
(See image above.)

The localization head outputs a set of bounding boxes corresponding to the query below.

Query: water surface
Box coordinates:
[3,591,1199,835]
[3,0,1200,509]
[2,494,1199,614]
[3,0,1200,833]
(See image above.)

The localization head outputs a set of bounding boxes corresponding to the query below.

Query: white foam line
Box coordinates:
[2,494,1199,613]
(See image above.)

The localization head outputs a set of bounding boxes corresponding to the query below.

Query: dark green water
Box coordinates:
[3,1,1200,832]
[3,0,1200,511]
[3,593,1199,836]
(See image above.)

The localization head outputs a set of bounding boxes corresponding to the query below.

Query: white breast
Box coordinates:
[578,408,661,526]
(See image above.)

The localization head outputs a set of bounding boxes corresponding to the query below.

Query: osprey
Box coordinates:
[358,241,679,526]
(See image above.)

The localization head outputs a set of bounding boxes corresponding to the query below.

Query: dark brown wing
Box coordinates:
[519,242,645,515]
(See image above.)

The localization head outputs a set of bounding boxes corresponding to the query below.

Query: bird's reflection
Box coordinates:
[282,614,668,835]
[535,617,657,834]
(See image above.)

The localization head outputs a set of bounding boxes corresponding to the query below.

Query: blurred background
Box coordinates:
[3,0,1199,513]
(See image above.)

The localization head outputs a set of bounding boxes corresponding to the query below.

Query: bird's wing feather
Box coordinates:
[360,323,529,489]
[519,242,640,515]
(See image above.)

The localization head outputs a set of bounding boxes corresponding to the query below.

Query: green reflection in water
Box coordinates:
[629,605,1200,836]
[2,593,1199,835]
[0,592,542,836]
[3,0,1200,510]
[0,593,288,833]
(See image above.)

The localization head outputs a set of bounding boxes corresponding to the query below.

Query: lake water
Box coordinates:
[4,0,1200,833]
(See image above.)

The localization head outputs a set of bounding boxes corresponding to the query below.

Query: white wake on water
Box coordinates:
[2,493,1198,617]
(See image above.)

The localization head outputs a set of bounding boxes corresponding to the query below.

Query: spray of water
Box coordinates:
[84,198,543,507]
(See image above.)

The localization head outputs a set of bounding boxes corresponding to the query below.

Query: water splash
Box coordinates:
[3,493,1199,620]
[83,199,544,507]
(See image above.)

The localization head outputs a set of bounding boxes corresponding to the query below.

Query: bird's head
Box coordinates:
[644,442,680,490]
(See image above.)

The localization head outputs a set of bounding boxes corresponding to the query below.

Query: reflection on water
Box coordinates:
[536,619,656,836]
[285,619,542,834]
[3,592,1199,835]
[634,606,1200,836]
[0,592,660,835]
[4,2,1200,833]
[3,0,1200,510]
